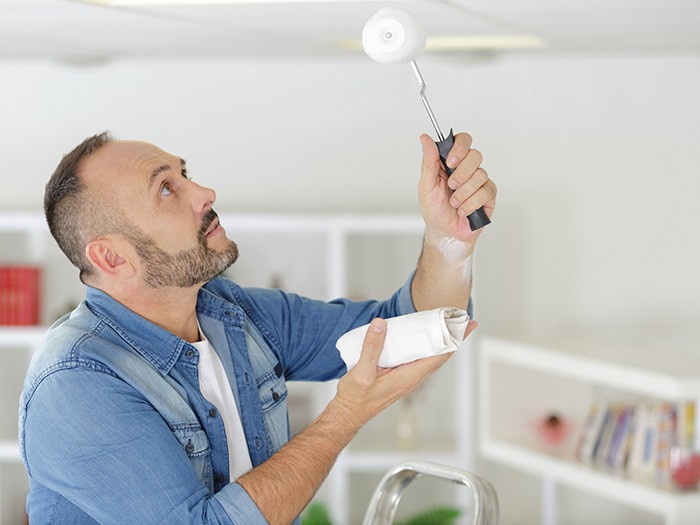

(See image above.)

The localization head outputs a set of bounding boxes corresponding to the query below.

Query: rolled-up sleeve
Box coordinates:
[213,483,268,523]
[234,272,472,382]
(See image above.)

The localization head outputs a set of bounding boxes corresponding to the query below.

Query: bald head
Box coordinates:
[78,140,185,207]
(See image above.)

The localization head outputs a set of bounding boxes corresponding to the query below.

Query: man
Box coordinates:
[19,130,496,524]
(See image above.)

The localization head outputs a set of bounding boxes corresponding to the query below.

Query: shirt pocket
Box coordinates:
[256,368,289,453]
[171,424,214,492]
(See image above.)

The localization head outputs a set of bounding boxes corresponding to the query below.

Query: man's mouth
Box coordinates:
[205,217,220,237]
[199,209,225,240]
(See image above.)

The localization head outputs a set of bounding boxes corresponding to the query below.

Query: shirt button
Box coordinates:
[255,436,262,451]
[225,311,236,317]
[186,349,195,358]
[185,441,195,454]
[209,408,217,417]
[245,372,250,385]
[272,391,280,402]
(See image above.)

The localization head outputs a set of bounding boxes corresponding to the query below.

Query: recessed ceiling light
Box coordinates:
[77,0,385,4]
[427,35,546,51]
[339,35,547,52]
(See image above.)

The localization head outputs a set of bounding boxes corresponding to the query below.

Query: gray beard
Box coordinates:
[122,211,238,288]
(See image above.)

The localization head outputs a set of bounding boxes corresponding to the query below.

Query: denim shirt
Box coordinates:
[19,275,419,524]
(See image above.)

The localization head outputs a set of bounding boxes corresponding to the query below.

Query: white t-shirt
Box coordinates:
[192,332,253,481]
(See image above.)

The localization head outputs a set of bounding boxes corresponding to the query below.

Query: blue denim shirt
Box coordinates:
[19,275,419,524]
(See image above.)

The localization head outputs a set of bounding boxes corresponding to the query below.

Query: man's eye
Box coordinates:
[160,182,173,196]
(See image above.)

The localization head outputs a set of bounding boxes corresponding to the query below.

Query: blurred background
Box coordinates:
[0,0,699,524]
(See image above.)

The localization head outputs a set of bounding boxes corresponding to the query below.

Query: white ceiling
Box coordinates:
[0,0,699,62]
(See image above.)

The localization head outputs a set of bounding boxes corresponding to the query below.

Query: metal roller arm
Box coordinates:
[362,460,499,525]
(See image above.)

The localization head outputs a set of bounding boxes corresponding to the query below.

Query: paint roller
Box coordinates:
[362,8,491,231]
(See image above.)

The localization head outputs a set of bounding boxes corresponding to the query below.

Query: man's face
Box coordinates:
[82,140,238,287]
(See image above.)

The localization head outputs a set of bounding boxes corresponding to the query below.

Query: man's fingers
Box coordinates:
[443,132,474,170]
[463,319,478,340]
[457,183,497,218]
[448,167,489,208]
[447,149,484,192]
[388,352,451,391]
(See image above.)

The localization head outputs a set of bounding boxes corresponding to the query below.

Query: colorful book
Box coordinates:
[576,402,608,464]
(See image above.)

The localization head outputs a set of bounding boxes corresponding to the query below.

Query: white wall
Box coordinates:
[2,54,699,342]
[2,53,699,523]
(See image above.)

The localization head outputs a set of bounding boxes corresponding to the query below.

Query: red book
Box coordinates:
[8,267,18,325]
[26,267,41,325]
[0,266,41,325]
[15,267,25,325]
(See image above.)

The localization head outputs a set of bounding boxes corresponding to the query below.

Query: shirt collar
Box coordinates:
[85,286,187,375]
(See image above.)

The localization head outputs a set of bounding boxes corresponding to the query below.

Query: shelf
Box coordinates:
[341,450,469,472]
[479,336,700,525]
[481,439,700,516]
[480,336,700,399]
[0,213,46,232]
[0,441,20,463]
[0,327,46,347]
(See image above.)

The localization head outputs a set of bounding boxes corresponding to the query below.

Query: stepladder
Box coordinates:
[362,460,499,525]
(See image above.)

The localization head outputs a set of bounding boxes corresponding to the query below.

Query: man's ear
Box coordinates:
[85,237,135,279]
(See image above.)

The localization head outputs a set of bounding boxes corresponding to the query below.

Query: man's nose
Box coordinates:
[191,181,216,214]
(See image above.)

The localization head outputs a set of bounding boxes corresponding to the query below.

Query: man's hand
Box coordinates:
[238,318,477,525]
[332,317,479,427]
[419,132,497,243]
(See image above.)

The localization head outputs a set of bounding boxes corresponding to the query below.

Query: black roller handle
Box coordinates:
[436,129,491,231]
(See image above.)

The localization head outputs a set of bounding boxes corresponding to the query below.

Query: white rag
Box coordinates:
[336,307,469,370]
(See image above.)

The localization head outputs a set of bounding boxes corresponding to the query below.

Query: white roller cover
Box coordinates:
[362,7,426,64]
[336,307,468,370]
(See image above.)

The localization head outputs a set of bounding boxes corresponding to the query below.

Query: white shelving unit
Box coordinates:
[478,335,700,525]
[0,211,474,525]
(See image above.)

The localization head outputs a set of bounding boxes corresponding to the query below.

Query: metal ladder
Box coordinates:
[362,460,499,525]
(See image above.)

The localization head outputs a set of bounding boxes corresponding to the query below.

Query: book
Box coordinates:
[655,402,677,485]
[593,405,622,467]
[577,400,696,484]
[676,401,695,448]
[0,266,41,325]
[607,406,634,470]
[613,406,637,471]
[576,402,608,464]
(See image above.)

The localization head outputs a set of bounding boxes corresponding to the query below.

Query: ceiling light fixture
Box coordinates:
[339,34,547,52]
[77,0,386,4]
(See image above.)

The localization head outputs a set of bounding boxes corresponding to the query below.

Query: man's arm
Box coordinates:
[411,133,497,311]
[23,319,473,525]
[238,318,476,525]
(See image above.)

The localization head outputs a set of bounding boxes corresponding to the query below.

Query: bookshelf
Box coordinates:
[0,210,475,525]
[478,335,700,525]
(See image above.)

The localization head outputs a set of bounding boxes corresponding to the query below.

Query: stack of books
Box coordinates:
[0,266,41,325]
[575,401,696,485]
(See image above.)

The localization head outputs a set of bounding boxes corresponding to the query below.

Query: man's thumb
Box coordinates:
[356,318,387,371]
[419,134,440,175]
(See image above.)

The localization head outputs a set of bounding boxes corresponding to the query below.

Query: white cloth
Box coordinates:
[192,332,253,481]
[336,307,469,370]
